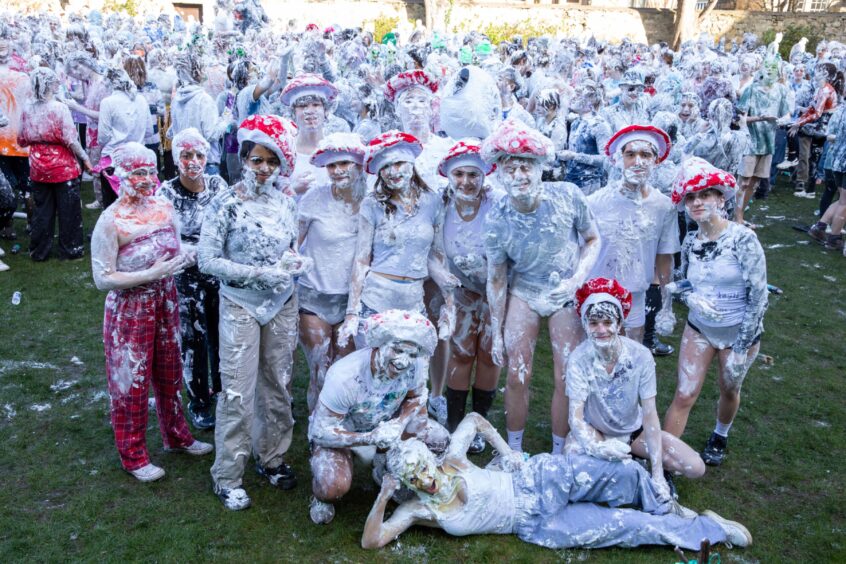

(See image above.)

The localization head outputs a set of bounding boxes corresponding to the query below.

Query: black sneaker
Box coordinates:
[701,433,727,466]
[468,433,486,454]
[189,405,215,430]
[256,461,297,490]
[648,339,675,357]
[663,470,679,500]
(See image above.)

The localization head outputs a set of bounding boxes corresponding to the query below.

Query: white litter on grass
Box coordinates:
[764,215,785,220]
[70,356,84,365]
[61,393,81,405]
[813,420,831,428]
[29,403,52,412]
[3,403,16,419]
[771,375,783,382]
[766,243,792,249]
[823,275,837,283]
[0,360,59,375]
[90,391,109,402]
[148,397,156,409]
[50,379,78,392]
[796,240,811,245]
[813,263,822,269]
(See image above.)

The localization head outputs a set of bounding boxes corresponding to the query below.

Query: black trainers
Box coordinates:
[648,338,675,357]
[189,405,215,430]
[256,461,297,490]
[701,433,728,466]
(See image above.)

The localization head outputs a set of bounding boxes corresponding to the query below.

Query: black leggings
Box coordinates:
[29,178,84,261]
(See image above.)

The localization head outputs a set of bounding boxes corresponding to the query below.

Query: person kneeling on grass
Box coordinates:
[361,412,751,551]
[91,142,212,483]
[308,309,449,525]
[566,278,706,502]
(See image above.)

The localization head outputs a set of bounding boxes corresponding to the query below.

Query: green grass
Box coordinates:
[1,181,844,562]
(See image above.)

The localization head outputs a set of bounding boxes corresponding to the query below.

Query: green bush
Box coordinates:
[762,24,821,61]
[451,20,560,45]
[368,15,400,44]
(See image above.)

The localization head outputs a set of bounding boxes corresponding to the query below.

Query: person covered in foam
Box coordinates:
[360,413,751,551]
[90,142,212,483]
[482,118,601,455]
[308,309,450,525]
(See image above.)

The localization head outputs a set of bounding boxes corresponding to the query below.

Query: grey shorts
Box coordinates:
[298,284,348,326]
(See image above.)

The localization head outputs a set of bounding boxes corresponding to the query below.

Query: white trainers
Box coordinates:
[0,259,8,272]
[129,463,166,482]
[776,158,798,170]
[702,509,752,547]
[214,484,251,511]
[309,497,335,524]
[165,440,213,456]
[668,500,698,520]
[427,395,448,426]
[85,200,102,210]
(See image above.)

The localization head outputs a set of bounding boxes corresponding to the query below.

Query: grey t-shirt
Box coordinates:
[566,337,657,439]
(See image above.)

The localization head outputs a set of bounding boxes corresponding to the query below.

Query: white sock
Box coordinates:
[551,433,566,455]
[507,429,524,452]
[714,420,733,437]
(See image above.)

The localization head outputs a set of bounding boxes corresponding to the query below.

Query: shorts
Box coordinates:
[360,272,425,314]
[740,154,773,179]
[297,284,348,326]
[628,426,644,446]
[511,276,574,317]
[622,290,646,329]
[687,320,761,351]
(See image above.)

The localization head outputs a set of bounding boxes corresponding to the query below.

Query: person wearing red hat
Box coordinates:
[567,278,705,503]
[482,119,601,454]
[280,73,338,197]
[297,133,367,413]
[587,125,679,356]
[664,157,768,467]
[199,115,312,510]
[91,142,212,483]
[438,140,503,454]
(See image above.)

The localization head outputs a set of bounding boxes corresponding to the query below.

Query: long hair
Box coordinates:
[373,166,431,216]
[123,55,147,89]
[819,62,845,97]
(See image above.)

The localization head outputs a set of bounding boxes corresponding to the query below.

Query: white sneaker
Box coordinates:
[668,500,698,519]
[165,439,213,456]
[776,158,798,170]
[800,192,817,199]
[0,259,8,272]
[792,190,807,198]
[214,484,251,511]
[82,172,93,181]
[427,395,447,426]
[702,509,752,547]
[309,497,335,524]
[85,201,102,210]
[128,463,166,482]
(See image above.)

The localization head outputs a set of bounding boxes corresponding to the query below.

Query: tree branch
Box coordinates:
[698,0,720,24]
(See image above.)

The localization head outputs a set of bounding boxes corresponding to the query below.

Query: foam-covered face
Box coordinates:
[243,143,282,189]
[379,160,414,192]
[622,84,643,105]
[374,341,423,381]
[448,165,484,202]
[326,160,361,191]
[679,99,698,121]
[586,313,622,353]
[814,69,831,88]
[684,188,726,223]
[293,99,326,133]
[793,66,805,81]
[496,75,516,98]
[68,61,93,81]
[177,147,207,180]
[403,455,444,496]
[123,166,158,199]
[708,103,732,132]
[396,86,432,130]
[572,84,598,113]
[499,156,542,206]
[621,140,657,188]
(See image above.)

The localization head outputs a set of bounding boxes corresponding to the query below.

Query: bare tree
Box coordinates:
[672,0,720,48]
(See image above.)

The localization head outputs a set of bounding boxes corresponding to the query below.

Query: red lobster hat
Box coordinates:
[576,277,633,322]
[604,124,671,164]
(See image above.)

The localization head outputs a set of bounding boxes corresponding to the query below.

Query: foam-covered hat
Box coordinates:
[237,114,298,177]
[280,73,339,106]
[604,124,672,164]
[480,118,555,165]
[364,130,423,175]
[310,132,366,167]
[113,142,157,177]
[363,309,437,356]
[671,156,737,209]
[576,277,633,322]
[384,70,438,103]
[438,139,495,177]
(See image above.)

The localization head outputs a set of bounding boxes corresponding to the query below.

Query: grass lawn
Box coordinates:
[0,181,844,562]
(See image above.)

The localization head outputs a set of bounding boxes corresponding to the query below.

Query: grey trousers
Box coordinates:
[211,295,298,489]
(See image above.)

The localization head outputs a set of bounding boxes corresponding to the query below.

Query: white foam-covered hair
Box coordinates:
[112,142,157,179]
[386,438,436,485]
[171,127,210,162]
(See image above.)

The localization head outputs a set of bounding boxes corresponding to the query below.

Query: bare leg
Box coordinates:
[299,314,333,414]
[447,291,481,392]
[631,431,706,479]
[735,176,755,225]
[503,296,541,433]
[424,280,448,397]
[663,325,717,437]
[548,307,583,438]
[310,446,353,501]
[715,341,760,427]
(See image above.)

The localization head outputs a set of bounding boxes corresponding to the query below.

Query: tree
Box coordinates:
[672,0,720,49]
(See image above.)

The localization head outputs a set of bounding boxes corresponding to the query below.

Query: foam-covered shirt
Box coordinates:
[566,337,657,439]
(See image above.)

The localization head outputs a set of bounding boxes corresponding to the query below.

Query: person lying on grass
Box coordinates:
[362,412,751,551]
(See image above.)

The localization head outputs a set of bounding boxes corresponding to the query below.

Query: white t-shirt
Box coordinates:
[566,337,657,439]
[298,184,359,294]
[443,189,504,295]
[587,184,680,293]
[292,151,330,197]
[318,348,427,433]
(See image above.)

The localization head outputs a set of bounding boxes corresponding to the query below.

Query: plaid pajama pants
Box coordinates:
[103,278,194,471]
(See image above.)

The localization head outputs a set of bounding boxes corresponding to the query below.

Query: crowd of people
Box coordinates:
[6,1,843,553]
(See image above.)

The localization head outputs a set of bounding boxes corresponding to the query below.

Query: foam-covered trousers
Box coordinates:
[103,278,195,471]
[211,295,298,489]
